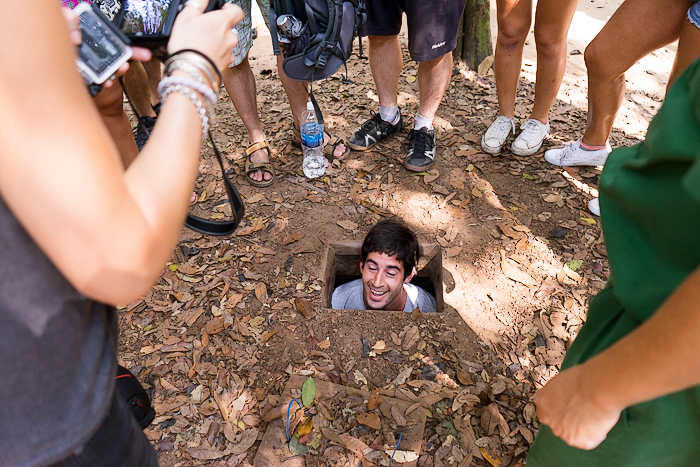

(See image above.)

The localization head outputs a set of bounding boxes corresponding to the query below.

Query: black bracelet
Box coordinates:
[167,49,222,84]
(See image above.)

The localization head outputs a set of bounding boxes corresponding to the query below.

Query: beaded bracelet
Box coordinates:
[157,76,218,108]
[164,54,218,90]
[164,59,211,89]
[161,84,210,136]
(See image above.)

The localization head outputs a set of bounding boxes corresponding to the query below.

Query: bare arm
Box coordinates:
[0,1,242,305]
[534,265,700,449]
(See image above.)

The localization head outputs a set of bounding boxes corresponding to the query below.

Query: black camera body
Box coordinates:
[111,0,227,59]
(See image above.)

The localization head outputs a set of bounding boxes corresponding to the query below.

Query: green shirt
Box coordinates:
[529,58,700,466]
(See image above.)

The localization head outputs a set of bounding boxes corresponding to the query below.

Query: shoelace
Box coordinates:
[408,128,434,159]
[487,116,515,141]
[552,140,581,163]
[519,119,544,138]
[357,111,386,136]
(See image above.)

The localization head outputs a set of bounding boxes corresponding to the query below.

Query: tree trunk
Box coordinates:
[454,0,493,71]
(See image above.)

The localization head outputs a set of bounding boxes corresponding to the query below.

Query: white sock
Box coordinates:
[413,113,434,130]
[379,105,400,124]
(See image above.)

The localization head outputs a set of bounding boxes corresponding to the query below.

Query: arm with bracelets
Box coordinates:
[0,0,243,305]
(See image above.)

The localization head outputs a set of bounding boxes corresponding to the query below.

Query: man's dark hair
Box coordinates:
[360,220,420,279]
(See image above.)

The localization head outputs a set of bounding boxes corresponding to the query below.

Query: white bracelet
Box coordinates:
[164,60,211,89]
[161,84,210,136]
[157,76,218,108]
[163,55,218,90]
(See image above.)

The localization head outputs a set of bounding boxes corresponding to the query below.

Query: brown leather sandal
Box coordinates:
[244,141,274,188]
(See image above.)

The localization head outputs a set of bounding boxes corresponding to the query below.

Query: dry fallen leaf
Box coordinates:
[501,252,538,287]
[337,220,358,231]
[367,391,383,410]
[390,405,406,426]
[283,232,305,245]
[294,298,316,319]
[384,449,419,463]
[254,282,267,304]
[401,326,420,350]
[356,412,381,430]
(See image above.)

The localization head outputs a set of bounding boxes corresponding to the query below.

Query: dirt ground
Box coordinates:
[117,1,676,465]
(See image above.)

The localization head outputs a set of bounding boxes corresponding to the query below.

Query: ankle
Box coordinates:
[580,139,608,150]
[413,112,434,130]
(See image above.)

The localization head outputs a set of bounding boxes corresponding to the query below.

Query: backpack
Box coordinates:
[270,0,366,83]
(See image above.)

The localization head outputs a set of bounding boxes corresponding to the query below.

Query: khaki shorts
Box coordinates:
[229,0,270,67]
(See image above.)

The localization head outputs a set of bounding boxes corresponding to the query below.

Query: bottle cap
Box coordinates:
[306,101,314,111]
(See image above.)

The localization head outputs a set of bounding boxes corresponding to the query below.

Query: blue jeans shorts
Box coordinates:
[688,0,700,29]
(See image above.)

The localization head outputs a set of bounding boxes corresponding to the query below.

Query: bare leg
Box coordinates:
[93,81,138,168]
[143,58,162,107]
[494,0,533,118]
[223,56,270,183]
[582,0,691,146]
[276,55,309,129]
[276,55,347,157]
[530,0,578,123]
[668,16,700,86]
[123,61,157,118]
[368,35,402,108]
[416,52,453,120]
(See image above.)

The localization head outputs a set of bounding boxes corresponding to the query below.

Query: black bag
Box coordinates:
[270,0,366,83]
[115,365,156,429]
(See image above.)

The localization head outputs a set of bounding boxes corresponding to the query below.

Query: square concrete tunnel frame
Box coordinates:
[321,242,444,312]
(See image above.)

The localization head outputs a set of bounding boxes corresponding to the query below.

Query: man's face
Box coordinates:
[360,252,412,310]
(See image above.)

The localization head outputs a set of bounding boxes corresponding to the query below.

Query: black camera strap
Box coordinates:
[121,79,245,236]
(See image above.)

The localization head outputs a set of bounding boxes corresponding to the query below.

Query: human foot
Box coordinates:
[245,141,274,187]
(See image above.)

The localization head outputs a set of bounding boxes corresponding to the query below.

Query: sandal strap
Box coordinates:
[246,161,273,172]
[246,141,271,156]
[326,133,343,147]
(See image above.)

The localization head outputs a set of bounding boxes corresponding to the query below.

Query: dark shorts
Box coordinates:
[363,0,468,62]
[51,389,159,467]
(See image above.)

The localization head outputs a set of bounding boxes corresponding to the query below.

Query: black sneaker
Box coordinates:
[404,127,436,171]
[134,116,157,152]
[347,111,404,151]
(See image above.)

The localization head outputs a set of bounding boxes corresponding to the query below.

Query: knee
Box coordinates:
[534,32,566,60]
[497,23,529,51]
[584,39,612,80]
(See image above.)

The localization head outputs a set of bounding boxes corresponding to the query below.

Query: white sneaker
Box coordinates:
[544,139,611,167]
[481,116,516,154]
[588,198,600,216]
[511,119,550,156]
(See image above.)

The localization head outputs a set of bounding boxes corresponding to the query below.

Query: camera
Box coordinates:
[74,3,133,85]
[112,0,227,59]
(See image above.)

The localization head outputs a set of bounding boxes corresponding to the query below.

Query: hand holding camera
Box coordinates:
[168,2,243,73]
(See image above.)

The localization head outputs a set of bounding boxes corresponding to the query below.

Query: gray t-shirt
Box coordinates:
[0,197,117,467]
[331,278,436,312]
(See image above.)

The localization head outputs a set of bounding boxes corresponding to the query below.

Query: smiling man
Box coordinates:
[331,220,436,312]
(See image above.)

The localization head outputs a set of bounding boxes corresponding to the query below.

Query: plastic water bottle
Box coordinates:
[301,101,326,179]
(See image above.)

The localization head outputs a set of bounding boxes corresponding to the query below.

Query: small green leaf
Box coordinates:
[289,433,308,455]
[566,259,583,271]
[301,377,316,408]
[411,172,431,177]
[522,173,534,180]
[169,264,178,272]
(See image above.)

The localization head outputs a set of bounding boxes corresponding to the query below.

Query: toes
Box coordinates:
[333,143,347,159]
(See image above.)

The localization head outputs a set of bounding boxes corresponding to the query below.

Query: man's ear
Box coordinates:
[403,267,416,284]
[359,261,365,271]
